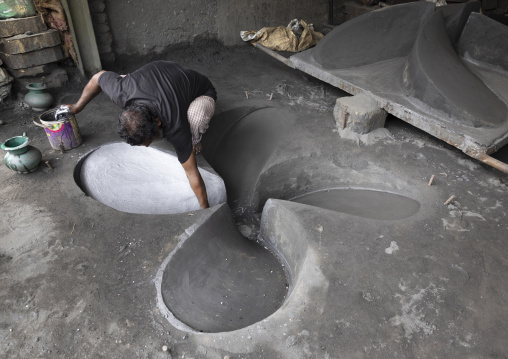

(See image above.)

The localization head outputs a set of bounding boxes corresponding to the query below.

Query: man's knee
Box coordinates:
[188,96,215,143]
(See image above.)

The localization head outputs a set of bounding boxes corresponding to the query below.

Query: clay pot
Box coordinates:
[24,82,53,111]
[1,132,42,174]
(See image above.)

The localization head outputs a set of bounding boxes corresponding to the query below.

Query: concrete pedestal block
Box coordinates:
[0,46,63,70]
[1,30,61,55]
[0,16,47,38]
[333,93,387,134]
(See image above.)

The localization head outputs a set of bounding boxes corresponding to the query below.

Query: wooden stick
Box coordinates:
[45,161,53,169]
[245,91,249,99]
[269,92,273,100]
[444,195,456,205]
[428,175,435,186]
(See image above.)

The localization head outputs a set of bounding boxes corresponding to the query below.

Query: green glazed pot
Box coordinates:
[1,133,42,174]
[24,82,53,111]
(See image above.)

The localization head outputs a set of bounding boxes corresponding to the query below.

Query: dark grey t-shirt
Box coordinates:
[98,61,217,163]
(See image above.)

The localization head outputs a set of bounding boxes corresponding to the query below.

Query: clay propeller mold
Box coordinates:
[261,1,508,173]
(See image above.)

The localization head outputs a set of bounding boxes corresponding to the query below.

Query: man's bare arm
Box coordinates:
[66,70,107,114]
[181,152,209,209]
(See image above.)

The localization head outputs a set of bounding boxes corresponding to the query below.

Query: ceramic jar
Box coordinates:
[1,133,42,174]
[24,82,53,111]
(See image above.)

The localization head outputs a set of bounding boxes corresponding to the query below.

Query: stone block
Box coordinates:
[13,67,68,92]
[0,16,47,38]
[6,63,58,78]
[1,29,61,55]
[333,93,387,134]
[0,45,63,70]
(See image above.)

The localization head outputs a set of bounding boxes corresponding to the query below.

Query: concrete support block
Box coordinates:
[0,16,47,38]
[13,67,68,92]
[0,46,63,70]
[7,63,58,78]
[1,30,61,55]
[333,93,387,134]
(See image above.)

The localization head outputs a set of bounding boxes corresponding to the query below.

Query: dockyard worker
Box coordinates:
[66,60,216,209]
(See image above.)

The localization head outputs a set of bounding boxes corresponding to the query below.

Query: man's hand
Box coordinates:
[63,104,81,115]
[193,143,202,155]
[181,151,209,209]
[67,70,107,115]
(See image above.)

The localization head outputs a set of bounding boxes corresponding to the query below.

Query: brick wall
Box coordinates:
[88,0,115,66]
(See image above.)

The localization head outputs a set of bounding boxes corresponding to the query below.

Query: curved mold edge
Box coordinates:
[154,199,318,334]
[403,9,507,128]
[154,205,231,333]
[73,147,99,195]
[260,199,316,301]
[154,202,291,334]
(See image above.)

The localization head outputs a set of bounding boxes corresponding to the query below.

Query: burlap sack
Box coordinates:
[241,19,324,52]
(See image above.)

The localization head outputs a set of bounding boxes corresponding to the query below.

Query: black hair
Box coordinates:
[117,104,158,146]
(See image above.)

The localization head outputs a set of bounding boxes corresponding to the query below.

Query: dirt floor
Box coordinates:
[1,44,508,358]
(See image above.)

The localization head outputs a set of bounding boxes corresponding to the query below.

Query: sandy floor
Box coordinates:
[1,44,507,358]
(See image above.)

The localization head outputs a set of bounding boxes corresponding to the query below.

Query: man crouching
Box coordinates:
[67,60,216,209]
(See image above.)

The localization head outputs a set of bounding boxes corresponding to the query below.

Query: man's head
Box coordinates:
[118,104,160,146]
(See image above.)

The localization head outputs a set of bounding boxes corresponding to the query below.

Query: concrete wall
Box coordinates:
[103,0,331,56]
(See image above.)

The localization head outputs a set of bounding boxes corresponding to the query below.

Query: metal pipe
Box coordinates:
[474,153,508,175]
